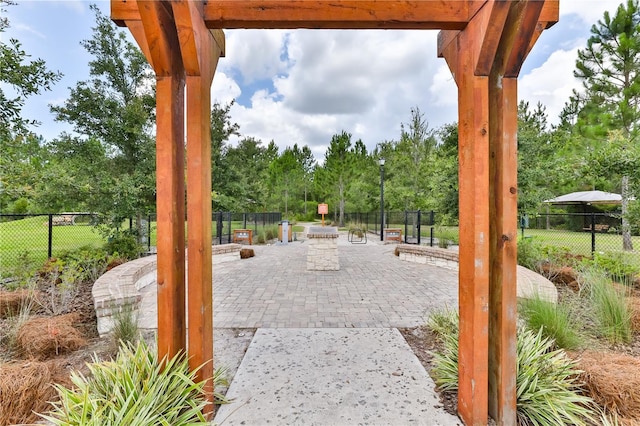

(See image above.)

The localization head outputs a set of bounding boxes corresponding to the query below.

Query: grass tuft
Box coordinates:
[111,304,139,349]
[580,268,632,344]
[519,295,583,350]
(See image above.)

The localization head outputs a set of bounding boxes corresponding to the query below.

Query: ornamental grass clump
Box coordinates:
[519,294,583,350]
[580,267,633,344]
[111,303,139,348]
[40,340,210,426]
[428,310,596,425]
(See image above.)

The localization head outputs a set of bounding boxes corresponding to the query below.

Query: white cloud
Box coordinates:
[9,0,627,158]
[221,30,289,83]
[429,64,458,108]
[211,72,242,106]
[560,0,623,24]
[519,48,581,124]
[218,29,458,155]
[276,30,439,116]
[13,23,45,39]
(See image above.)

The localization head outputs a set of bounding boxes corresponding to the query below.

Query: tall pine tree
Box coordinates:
[565,0,640,250]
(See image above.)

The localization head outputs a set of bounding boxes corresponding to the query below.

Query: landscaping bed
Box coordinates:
[400,240,640,425]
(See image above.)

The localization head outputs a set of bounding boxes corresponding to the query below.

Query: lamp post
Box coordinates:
[379,158,385,241]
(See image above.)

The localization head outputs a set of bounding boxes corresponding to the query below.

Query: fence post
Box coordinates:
[430,210,434,225]
[430,226,434,247]
[243,213,247,229]
[48,214,53,259]
[147,214,152,252]
[404,210,408,243]
[418,210,421,245]
[227,212,232,244]
[217,213,223,245]
[591,213,596,254]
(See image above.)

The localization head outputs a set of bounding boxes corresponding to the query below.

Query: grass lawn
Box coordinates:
[521,228,640,261]
[0,216,105,276]
[0,217,287,276]
[411,225,640,259]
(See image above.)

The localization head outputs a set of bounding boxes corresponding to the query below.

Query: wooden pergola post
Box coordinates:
[171,1,225,410]
[111,1,558,423]
[439,1,555,424]
[115,0,224,414]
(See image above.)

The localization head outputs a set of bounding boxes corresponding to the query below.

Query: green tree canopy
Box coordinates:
[50,5,155,231]
[563,0,640,250]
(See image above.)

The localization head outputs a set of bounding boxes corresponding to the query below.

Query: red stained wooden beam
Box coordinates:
[113,0,485,30]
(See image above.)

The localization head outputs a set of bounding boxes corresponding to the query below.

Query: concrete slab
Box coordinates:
[213,328,462,425]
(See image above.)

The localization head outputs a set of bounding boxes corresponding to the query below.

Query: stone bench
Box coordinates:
[395,244,557,303]
[93,244,242,336]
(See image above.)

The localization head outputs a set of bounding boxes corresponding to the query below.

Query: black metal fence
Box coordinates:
[331,210,439,244]
[521,212,638,256]
[0,211,282,278]
[212,212,282,245]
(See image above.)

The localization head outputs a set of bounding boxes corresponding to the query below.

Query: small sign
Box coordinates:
[318,203,328,215]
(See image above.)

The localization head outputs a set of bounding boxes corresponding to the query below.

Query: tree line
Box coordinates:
[2,1,640,237]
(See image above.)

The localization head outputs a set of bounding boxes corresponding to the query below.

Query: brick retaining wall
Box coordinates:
[93,244,242,335]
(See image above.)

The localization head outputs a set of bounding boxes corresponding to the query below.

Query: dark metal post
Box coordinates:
[48,214,53,258]
[227,212,232,244]
[243,213,247,229]
[591,213,596,254]
[417,209,421,245]
[379,158,385,241]
[430,226,434,247]
[404,210,408,243]
[147,214,152,251]
[430,210,434,225]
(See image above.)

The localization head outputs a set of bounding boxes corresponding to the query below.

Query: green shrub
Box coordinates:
[41,341,209,425]
[516,328,595,425]
[517,237,543,270]
[104,232,143,260]
[57,246,110,283]
[3,250,39,289]
[428,310,596,425]
[519,295,582,350]
[590,252,639,284]
[580,268,632,344]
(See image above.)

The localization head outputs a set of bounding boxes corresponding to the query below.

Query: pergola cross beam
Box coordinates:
[110,0,558,423]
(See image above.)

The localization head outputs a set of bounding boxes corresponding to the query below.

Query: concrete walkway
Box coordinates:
[139,228,462,425]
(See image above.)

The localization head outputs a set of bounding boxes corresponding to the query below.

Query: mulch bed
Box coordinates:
[0,289,39,319]
[399,325,458,417]
[0,360,69,425]
[15,313,87,360]
[575,350,640,421]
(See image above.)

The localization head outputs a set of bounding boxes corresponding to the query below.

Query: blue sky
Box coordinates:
[3,0,626,160]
